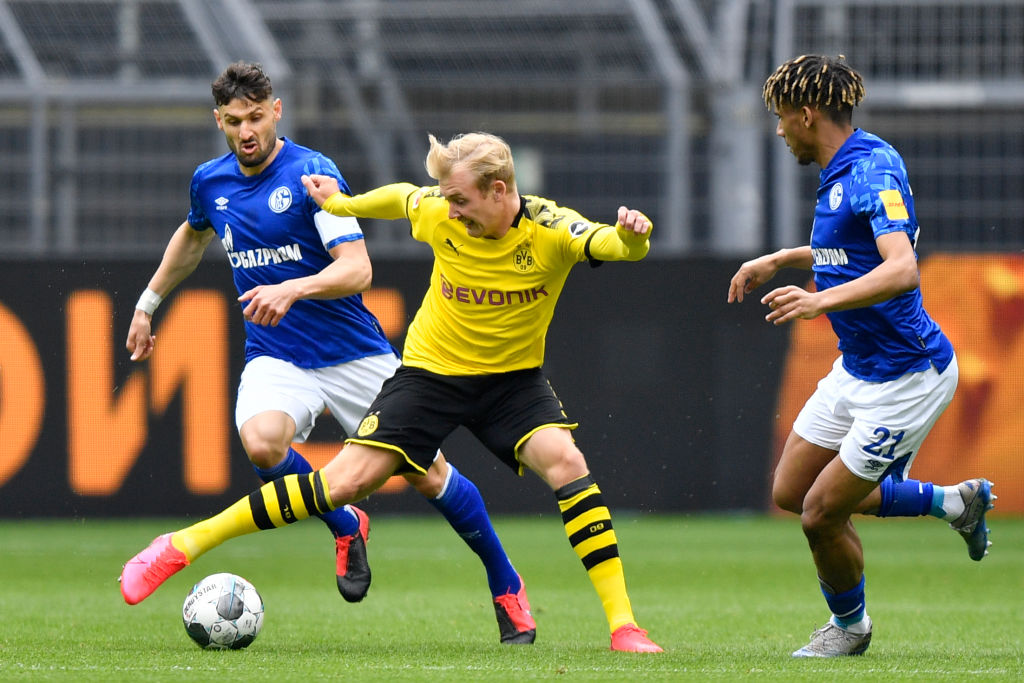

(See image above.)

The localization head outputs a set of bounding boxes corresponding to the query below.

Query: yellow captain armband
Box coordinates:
[321,182,419,220]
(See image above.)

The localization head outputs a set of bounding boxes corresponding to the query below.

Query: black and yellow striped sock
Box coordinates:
[556,474,636,633]
[171,471,334,562]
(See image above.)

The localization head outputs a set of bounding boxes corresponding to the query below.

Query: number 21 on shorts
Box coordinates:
[862,427,905,460]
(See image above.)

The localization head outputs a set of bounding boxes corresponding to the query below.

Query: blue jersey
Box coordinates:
[811,129,953,382]
[187,137,393,368]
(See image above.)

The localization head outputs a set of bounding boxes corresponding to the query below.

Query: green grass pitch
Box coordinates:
[1,514,1020,681]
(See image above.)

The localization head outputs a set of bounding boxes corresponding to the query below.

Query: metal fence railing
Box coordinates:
[772,0,1024,252]
[0,0,1020,259]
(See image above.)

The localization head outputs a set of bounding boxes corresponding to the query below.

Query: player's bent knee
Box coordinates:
[799,501,846,542]
[322,444,403,506]
[239,417,293,470]
[323,468,382,508]
[771,483,803,514]
[519,427,588,489]
[538,450,589,491]
[242,439,287,470]
[404,469,444,498]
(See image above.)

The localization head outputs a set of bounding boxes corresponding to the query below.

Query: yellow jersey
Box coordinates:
[322,183,651,375]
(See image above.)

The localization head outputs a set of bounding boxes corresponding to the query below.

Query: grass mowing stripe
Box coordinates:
[0,515,1020,681]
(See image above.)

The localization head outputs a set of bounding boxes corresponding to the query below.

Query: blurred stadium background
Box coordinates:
[0,0,1022,517]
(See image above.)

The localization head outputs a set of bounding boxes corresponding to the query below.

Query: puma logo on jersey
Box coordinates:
[445,238,462,255]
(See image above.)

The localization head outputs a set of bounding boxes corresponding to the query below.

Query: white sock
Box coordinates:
[936,485,965,521]
[832,614,872,634]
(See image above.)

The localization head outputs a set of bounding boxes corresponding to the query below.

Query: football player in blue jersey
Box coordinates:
[728,55,995,658]
[119,126,663,652]
[122,61,536,644]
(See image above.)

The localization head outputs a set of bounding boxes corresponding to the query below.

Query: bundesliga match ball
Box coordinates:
[182,573,264,649]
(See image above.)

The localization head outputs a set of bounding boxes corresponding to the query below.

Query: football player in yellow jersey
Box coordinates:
[119,132,662,653]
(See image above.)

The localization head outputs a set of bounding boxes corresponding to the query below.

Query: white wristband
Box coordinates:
[135,288,163,315]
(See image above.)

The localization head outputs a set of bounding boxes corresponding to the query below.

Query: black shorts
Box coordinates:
[346,365,577,475]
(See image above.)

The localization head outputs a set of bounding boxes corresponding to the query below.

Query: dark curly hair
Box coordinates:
[763,54,865,124]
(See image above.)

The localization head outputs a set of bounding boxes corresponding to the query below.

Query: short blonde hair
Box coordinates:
[425,132,516,194]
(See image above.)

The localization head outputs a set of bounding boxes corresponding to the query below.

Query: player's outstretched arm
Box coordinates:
[779,231,918,316]
[237,240,373,327]
[757,235,917,325]
[301,174,416,221]
[301,173,342,207]
[126,221,215,360]
[615,206,652,240]
[727,246,813,303]
[583,206,653,262]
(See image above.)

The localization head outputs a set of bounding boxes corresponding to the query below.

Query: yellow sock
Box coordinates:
[556,474,636,632]
[171,471,334,562]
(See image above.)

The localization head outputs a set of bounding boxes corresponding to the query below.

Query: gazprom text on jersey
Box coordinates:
[812,247,849,267]
[227,244,303,269]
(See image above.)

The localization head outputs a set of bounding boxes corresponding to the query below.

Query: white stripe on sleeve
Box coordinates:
[314,211,363,248]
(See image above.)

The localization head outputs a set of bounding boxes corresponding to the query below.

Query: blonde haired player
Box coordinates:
[121,131,662,652]
[122,63,535,645]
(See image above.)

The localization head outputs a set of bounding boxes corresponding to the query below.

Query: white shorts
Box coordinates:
[235,353,401,441]
[793,355,958,482]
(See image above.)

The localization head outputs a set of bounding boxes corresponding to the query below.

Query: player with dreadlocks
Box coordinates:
[728,54,996,657]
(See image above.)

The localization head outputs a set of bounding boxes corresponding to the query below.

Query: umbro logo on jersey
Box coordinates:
[215,196,229,210]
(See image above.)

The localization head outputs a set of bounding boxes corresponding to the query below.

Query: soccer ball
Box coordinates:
[182,573,264,650]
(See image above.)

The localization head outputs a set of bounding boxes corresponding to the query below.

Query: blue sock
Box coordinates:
[253,447,358,537]
[876,477,933,517]
[821,575,866,628]
[430,464,520,598]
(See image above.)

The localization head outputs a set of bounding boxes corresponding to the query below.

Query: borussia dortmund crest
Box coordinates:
[357,414,379,437]
[513,243,535,273]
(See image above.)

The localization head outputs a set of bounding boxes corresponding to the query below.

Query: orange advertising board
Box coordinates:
[773,254,1024,512]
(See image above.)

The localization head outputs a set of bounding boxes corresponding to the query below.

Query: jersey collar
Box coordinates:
[510,194,526,229]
